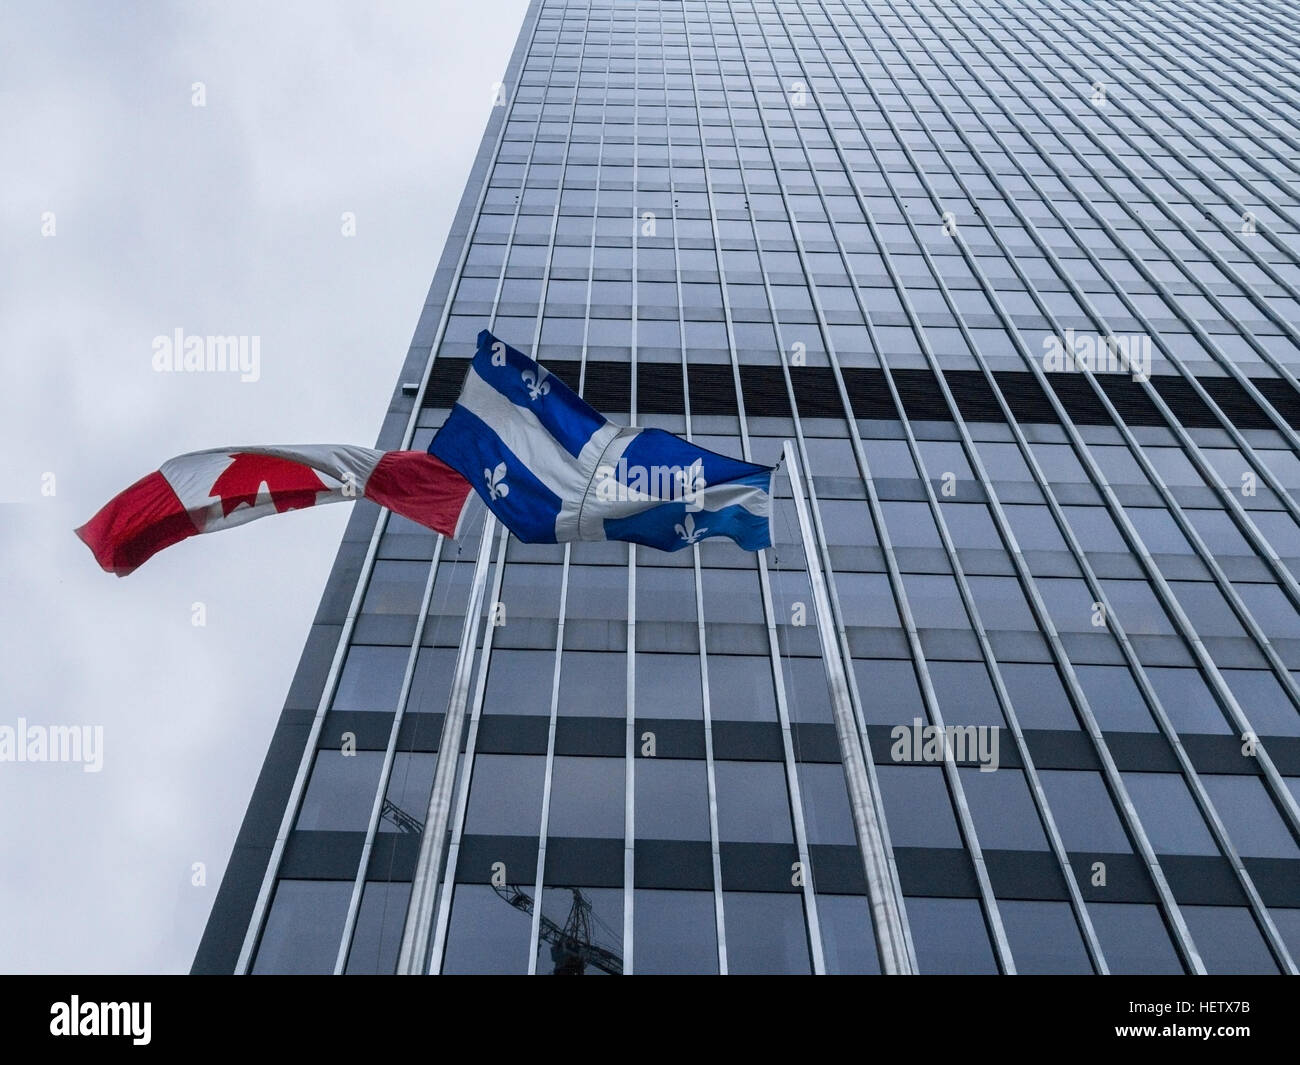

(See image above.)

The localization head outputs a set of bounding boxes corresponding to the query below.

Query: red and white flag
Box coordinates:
[76,445,474,576]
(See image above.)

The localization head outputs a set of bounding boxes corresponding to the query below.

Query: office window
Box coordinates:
[548,756,625,839]
[999,900,1093,974]
[714,761,794,843]
[1086,903,1184,975]
[634,890,718,974]
[906,897,999,974]
[253,881,352,975]
[723,893,811,975]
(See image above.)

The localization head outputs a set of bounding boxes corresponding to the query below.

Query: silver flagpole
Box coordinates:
[781,440,915,975]
[397,509,498,974]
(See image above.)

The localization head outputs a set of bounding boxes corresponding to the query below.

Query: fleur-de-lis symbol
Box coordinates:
[485,462,509,501]
[674,459,706,499]
[674,512,708,545]
[521,368,550,401]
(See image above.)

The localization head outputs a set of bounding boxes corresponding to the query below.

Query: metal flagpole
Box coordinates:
[397,509,498,974]
[781,440,915,974]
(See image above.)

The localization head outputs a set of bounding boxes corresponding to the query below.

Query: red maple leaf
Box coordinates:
[209,452,331,518]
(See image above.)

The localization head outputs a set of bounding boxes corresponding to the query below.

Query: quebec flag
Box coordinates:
[430,330,775,551]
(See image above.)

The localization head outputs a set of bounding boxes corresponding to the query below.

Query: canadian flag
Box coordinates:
[76,445,474,576]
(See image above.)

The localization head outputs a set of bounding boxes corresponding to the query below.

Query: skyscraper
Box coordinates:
[195,0,1300,975]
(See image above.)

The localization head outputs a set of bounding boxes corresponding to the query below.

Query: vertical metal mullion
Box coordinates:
[952,0,1300,347]
[508,0,597,977]
[400,0,575,974]
[738,0,1030,971]
[871,0,1300,691]
[1163,0,1300,106]
[735,0,1017,973]
[853,0,1294,970]
[682,6,827,975]
[854,0,1300,635]
[1048,0,1300,173]
[334,534,446,973]
[713,0,920,973]
[426,523,510,973]
[945,0,1300,438]
[1221,0,1300,62]
[702,0,920,975]
[877,0,1300,849]
[234,0,545,975]
[780,0,1109,974]
[618,16,644,976]
[1183,0,1300,87]
[660,0,728,975]
[397,511,499,973]
[833,0,1299,974]
[827,0,1209,974]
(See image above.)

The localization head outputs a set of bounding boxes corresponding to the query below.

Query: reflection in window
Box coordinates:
[535,886,624,975]
[296,750,383,832]
[380,752,435,833]
[442,883,533,975]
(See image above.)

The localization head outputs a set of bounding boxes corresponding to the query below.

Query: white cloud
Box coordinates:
[0,0,528,972]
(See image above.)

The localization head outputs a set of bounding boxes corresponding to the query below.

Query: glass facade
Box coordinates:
[196,0,1300,975]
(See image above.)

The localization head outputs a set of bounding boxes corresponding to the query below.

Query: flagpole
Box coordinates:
[781,440,915,975]
[397,509,498,974]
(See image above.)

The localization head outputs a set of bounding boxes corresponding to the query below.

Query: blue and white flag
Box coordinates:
[429,330,775,551]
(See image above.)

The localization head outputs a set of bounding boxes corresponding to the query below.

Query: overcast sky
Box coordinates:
[0,0,529,973]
